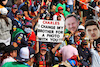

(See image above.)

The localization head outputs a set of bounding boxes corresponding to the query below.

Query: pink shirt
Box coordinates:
[59,45,78,62]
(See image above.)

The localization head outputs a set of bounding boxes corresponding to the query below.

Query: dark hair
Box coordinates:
[98,1,100,5]
[35,52,52,67]
[65,14,78,22]
[0,43,6,50]
[0,15,9,26]
[0,43,6,56]
[85,20,99,29]
[1,52,10,63]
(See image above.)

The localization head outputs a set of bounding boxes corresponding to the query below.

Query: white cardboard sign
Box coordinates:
[37,19,64,43]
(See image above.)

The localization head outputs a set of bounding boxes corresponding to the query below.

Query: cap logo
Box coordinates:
[30,54,34,58]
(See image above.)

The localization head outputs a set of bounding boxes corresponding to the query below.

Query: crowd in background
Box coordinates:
[0,0,100,67]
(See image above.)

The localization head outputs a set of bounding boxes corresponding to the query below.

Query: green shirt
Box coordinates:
[64,11,71,17]
[2,62,29,67]
[55,3,66,14]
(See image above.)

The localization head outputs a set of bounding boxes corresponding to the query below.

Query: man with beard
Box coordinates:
[85,20,100,40]
[65,14,79,33]
[12,10,24,29]
[65,14,79,44]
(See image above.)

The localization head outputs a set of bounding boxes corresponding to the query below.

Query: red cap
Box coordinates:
[40,44,47,50]
[58,7,63,11]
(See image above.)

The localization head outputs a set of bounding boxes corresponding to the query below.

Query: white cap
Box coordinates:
[1,8,8,15]
[17,46,35,62]
[20,47,29,60]
[78,25,85,30]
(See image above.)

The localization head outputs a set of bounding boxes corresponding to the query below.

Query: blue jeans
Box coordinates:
[69,5,73,13]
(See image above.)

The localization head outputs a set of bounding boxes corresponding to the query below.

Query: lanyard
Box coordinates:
[14,18,22,28]
[40,55,45,66]
[23,62,31,67]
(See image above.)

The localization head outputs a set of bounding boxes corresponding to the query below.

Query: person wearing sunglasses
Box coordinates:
[12,10,24,29]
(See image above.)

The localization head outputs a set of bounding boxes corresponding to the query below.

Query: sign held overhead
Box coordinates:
[37,19,64,43]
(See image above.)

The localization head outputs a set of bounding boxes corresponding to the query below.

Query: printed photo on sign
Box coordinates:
[85,20,100,40]
[65,14,79,33]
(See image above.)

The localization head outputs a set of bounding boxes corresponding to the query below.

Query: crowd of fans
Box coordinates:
[0,0,100,67]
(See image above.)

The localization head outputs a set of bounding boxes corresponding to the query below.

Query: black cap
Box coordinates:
[5,45,18,53]
[0,43,6,55]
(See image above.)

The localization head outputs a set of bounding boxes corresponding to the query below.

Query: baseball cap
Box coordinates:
[15,10,24,15]
[12,4,18,9]
[17,46,35,62]
[81,40,87,45]
[1,8,8,15]
[40,44,47,50]
[78,25,85,30]
[58,7,63,11]
[25,21,32,27]
[5,45,18,53]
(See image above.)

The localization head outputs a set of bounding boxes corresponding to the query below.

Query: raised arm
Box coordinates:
[35,37,39,54]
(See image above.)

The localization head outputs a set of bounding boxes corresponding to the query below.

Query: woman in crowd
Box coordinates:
[1,45,17,66]
[35,42,53,67]
[0,8,12,46]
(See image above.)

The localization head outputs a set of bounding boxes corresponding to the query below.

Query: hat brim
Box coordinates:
[41,47,47,50]
[82,44,87,45]
[59,9,63,10]
[16,55,29,62]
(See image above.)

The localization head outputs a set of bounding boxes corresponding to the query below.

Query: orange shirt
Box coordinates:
[80,0,88,10]
[0,5,4,14]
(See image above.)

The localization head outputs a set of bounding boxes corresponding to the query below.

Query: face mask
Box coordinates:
[24,28,32,33]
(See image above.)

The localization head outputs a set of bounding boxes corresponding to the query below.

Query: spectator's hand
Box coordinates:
[28,41,32,44]
[90,39,94,44]
[73,6,76,10]
[46,0,49,5]
[34,11,37,16]
[62,37,65,41]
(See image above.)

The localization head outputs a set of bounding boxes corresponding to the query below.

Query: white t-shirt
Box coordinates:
[94,6,100,20]
[53,14,65,21]
[90,49,100,67]
[67,0,75,5]
[1,56,16,66]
